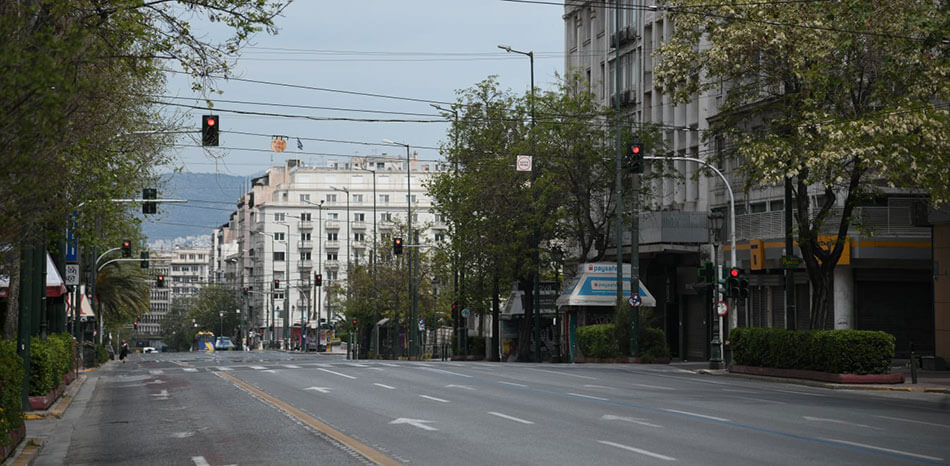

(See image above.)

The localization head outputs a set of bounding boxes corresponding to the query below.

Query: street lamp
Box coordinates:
[356,167,379,357]
[382,138,416,358]
[219,311,224,338]
[498,43,541,362]
[708,212,725,369]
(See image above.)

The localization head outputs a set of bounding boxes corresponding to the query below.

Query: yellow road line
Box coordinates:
[216,371,399,466]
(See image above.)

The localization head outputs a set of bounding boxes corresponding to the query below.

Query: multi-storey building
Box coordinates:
[212,155,446,347]
[563,2,936,360]
[140,248,211,349]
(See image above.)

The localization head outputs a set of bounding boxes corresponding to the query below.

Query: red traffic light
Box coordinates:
[206,117,215,126]
[729,267,740,278]
[631,145,641,154]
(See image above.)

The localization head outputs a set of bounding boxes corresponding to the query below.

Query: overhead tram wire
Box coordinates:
[168,144,446,163]
[149,95,442,118]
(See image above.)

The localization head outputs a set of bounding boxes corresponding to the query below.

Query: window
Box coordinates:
[328,212,339,220]
[327,232,338,241]
[354,213,365,222]
[327,252,338,261]
[273,291,284,300]
[381,213,392,221]
[300,252,311,260]
[379,194,390,203]
[327,271,338,281]
[435,213,444,222]
[273,252,285,261]
[354,251,363,262]
[301,213,311,221]
[435,233,445,242]
[300,194,310,202]
[406,194,417,203]
[274,212,286,222]
[327,194,337,202]
[354,233,365,242]
[353,194,363,203]
[274,232,285,241]
[301,232,311,241]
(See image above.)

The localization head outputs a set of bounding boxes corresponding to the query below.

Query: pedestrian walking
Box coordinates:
[119,340,129,362]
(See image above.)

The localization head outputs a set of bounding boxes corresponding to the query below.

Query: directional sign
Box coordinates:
[780,255,803,269]
[66,211,79,263]
[516,155,532,172]
[389,418,437,431]
[65,264,79,286]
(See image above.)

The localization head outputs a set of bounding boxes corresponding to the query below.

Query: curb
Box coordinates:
[23,374,87,420]
[697,369,950,394]
[3,439,43,466]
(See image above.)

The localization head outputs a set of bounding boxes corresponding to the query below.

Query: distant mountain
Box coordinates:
[141,172,249,246]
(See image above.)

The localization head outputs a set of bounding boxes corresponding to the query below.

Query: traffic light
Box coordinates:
[156,275,165,288]
[242,287,249,296]
[202,114,219,146]
[121,240,131,257]
[696,262,714,285]
[273,279,280,289]
[625,141,644,174]
[726,267,741,299]
[393,237,403,255]
[351,318,358,329]
[739,277,750,299]
[133,320,138,331]
[314,273,322,287]
[142,188,157,214]
[140,251,149,269]
[451,302,458,320]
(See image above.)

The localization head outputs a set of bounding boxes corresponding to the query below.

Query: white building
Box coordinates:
[142,247,211,348]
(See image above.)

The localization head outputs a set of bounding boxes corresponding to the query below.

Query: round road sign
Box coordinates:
[516,155,532,172]
[628,294,641,307]
[717,300,729,316]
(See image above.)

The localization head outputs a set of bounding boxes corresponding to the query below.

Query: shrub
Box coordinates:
[467,336,486,357]
[29,338,57,395]
[639,327,670,363]
[0,340,24,434]
[730,327,895,374]
[577,324,620,359]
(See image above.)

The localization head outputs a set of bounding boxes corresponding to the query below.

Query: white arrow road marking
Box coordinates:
[262,370,277,373]
[803,416,881,430]
[304,387,332,393]
[283,364,301,369]
[664,409,730,422]
[601,414,663,428]
[597,440,677,461]
[145,379,165,385]
[488,412,534,424]
[568,392,608,401]
[446,384,475,390]
[389,418,437,431]
[318,368,356,379]
[346,363,368,367]
[373,383,396,390]
[183,368,198,372]
[419,395,449,403]
[824,438,942,462]
[151,389,169,400]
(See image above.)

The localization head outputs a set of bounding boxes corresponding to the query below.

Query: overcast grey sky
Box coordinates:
[161,0,566,177]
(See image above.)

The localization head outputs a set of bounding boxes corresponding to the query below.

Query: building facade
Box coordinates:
[138,247,212,349]
[563,1,936,360]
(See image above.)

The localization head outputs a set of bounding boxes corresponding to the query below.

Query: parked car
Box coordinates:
[143,347,157,353]
[214,337,235,351]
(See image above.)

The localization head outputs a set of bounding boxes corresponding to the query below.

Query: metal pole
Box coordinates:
[406,145,414,358]
[784,177,796,329]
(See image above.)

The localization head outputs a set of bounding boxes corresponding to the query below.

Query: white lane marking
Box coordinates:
[824,438,943,462]
[664,409,730,422]
[488,411,534,425]
[597,440,677,461]
[192,456,210,466]
[216,367,232,371]
[498,381,527,388]
[152,389,169,400]
[374,383,396,390]
[262,370,277,373]
[419,395,450,403]
[601,414,663,428]
[873,415,950,429]
[171,431,194,438]
[149,370,164,375]
[420,368,472,378]
[369,367,385,371]
[346,363,368,367]
[803,416,881,430]
[744,397,787,405]
[390,418,437,431]
[414,363,432,367]
[310,363,333,368]
[249,365,267,370]
[304,387,331,393]
[629,383,675,391]
[183,368,198,373]
[318,368,357,379]
[380,363,398,367]
[526,368,598,380]
[584,384,614,390]
[568,392,609,401]
[446,384,475,390]
[771,388,829,398]
[283,364,301,369]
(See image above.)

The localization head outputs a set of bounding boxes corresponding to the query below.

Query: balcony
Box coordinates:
[379,220,395,231]
[298,240,313,249]
[351,221,367,230]
[298,260,313,269]
[352,240,365,249]
[325,240,341,250]
[325,260,340,269]
[298,220,313,230]
[732,206,931,241]
[325,220,341,230]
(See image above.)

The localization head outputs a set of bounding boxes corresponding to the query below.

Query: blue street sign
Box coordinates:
[66,211,79,263]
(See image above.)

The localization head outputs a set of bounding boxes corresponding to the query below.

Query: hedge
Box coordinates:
[577,324,621,359]
[639,327,671,363]
[730,327,895,375]
[0,340,24,435]
[29,333,75,396]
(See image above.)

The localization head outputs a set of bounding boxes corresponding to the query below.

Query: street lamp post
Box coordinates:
[357,167,379,357]
[219,311,224,339]
[498,43,542,362]
[383,138,416,358]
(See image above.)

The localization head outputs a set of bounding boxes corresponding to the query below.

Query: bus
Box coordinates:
[195,331,215,352]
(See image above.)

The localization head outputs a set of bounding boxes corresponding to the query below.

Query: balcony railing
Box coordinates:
[351,221,367,230]
[298,260,313,269]
[325,240,341,249]
[325,260,340,269]
[325,220,341,230]
[733,206,930,241]
[298,220,313,230]
[298,240,313,249]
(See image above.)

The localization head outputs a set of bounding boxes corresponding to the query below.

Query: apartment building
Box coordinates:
[139,247,211,349]
[563,2,935,359]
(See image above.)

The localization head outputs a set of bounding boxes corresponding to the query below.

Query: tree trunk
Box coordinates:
[2,246,20,340]
[516,279,533,361]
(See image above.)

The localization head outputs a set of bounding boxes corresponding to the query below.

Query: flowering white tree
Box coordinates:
[655,0,949,328]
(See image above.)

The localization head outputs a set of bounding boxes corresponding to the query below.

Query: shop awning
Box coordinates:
[0,251,68,298]
[556,263,657,308]
[65,287,95,321]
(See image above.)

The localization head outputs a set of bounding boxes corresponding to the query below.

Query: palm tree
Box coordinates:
[95,262,150,326]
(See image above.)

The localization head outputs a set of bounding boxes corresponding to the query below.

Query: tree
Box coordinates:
[189,285,241,337]
[655,0,949,328]
[95,262,150,326]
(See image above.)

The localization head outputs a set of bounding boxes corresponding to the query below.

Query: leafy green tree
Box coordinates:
[189,285,242,338]
[95,262,150,327]
[161,299,197,352]
[655,0,949,328]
